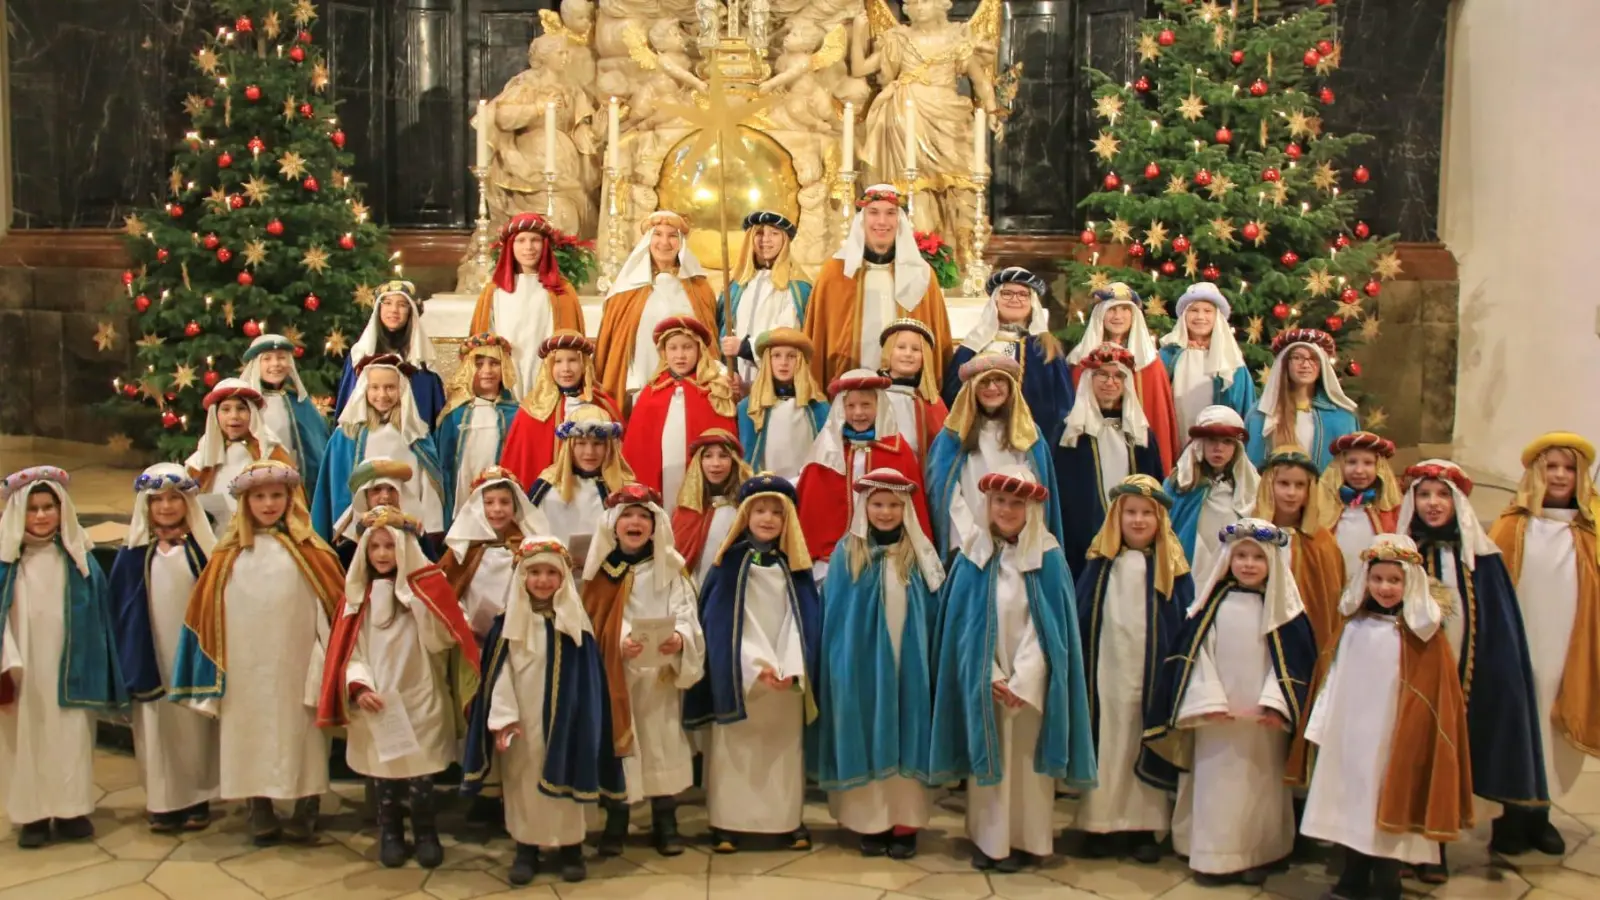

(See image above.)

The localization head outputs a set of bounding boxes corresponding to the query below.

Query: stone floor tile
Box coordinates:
[617,844,712,876]
[1036,856,1191,900]
[1556,775,1600,816]
[706,873,886,900]
[1261,863,1338,900]
[0,860,155,900]
[893,872,995,900]
[165,828,260,864]
[146,860,265,900]
[0,839,112,890]
[705,844,819,875]
[91,816,183,861]
[278,867,430,899]
[218,842,376,898]
[421,868,512,900]
[1521,865,1600,900]
[74,886,168,900]
[1429,866,1532,899]
[1151,879,1262,900]
[768,844,927,891]
[91,754,144,793]
[987,872,1102,899]
[558,873,710,900]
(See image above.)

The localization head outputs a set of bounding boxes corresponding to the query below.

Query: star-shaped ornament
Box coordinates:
[263,10,282,38]
[1138,33,1162,62]
[1143,221,1169,253]
[1087,271,1112,292]
[1213,23,1228,50]
[657,69,782,182]
[283,95,299,122]
[292,0,318,27]
[301,245,331,274]
[1165,173,1189,195]
[1361,318,1382,341]
[1286,110,1316,140]
[1269,182,1290,207]
[277,151,308,180]
[282,325,305,346]
[139,376,166,407]
[351,200,370,222]
[330,169,349,189]
[1304,269,1335,297]
[354,283,377,308]
[1247,221,1269,246]
[1184,250,1200,278]
[1206,172,1235,200]
[1177,93,1207,122]
[195,47,219,75]
[1246,316,1264,344]
[1256,366,1272,388]
[183,94,207,119]
[243,175,272,205]
[105,433,133,455]
[242,240,268,267]
[1198,0,1225,23]
[169,167,185,197]
[1094,94,1125,124]
[1107,219,1134,244]
[172,364,197,390]
[1144,296,1168,318]
[205,186,230,214]
[1374,251,1404,281]
[1364,408,1389,431]
[1209,217,1236,245]
[325,328,349,356]
[312,395,334,416]
[312,61,330,93]
[123,214,146,237]
[94,321,118,352]
[1312,162,1339,192]
[1335,298,1366,320]
[222,300,237,327]
[136,332,165,350]
[1316,43,1343,76]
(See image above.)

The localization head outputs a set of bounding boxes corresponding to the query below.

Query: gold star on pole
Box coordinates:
[1144,295,1168,318]
[1364,408,1389,431]
[1335,297,1366,320]
[123,213,146,237]
[325,328,349,356]
[1184,250,1200,278]
[1107,218,1134,244]
[1286,110,1316,140]
[292,0,318,27]
[1206,172,1235,200]
[243,175,272,205]
[277,151,308,181]
[301,245,331,274]
[1361,318,1382,341]
[283,95,299,122]
[1374,251,1404,281]
[172,364,197,390]
[1138,33,1161,62]
[105,433,133,455]
[1305,269,1335,297]
[1177,93,1207,122]
[205,186,230,214]
[139,376,166,408]
[1094,94,1125,124]
[1143,221,1169,254]
[1209,217,1237,244]
[1246,316,1265,344]
[242,240,268,267]
[183,94,207,119]
[136,333,166,350]
[282,325,305,346]
[656,68,782,199]
[1165,173,1190,195]
[1087,271,1112,292]
[263,10,282,38]
[1311,161,1339,192]
[222,300,237,327]
[195,47,219,75]
[93,321,118,352]
[311,61,330,93]
[1247,221,1269,246]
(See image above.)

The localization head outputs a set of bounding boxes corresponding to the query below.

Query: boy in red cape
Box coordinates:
[621,316,737,508]
[470,212,585,391]
[499,330,622,489]
[795,369,931,573]
[878,318,948,458]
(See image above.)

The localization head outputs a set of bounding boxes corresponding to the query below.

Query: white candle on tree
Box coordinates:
[973,107,987,173]
[842,102,855,171]
[903,100,918,170]
[544,101,558,176]
[475,99,490,169]
[607,97,621,169]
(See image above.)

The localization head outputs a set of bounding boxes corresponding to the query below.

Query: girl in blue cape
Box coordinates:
[684,475,821,854]
[0,466,126,848]
[1245,328,1359,469]
[1158,282,1256,436]
[942,267,1074,445]
[810,468,945,860]
[435,333,521,517]
[109,464,220,834]
[334,280,446,429]
[717,210,812,384]
[927,466,1095,872]
[925,353,1061,560]
[239,333,331,497]
[735,326,830,482]
[1164,405,1259,579]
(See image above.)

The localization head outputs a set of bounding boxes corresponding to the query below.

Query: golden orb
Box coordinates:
[655,125,800,271]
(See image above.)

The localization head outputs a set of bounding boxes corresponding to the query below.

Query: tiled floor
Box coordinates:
[0,751,1597,899]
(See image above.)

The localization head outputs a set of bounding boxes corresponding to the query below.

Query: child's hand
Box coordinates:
[495,724,523,752]
[757,667,785,689]
[621,637,644,659]
[355,690,385,713]
[1202,711,1233,723]
[991,681,1024,709]
[1255,707,1287,729]
[658,632,684,655]
[720,336,742,357]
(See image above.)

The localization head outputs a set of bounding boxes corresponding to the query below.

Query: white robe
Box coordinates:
[491,275,557,391]
[0,543,98,824]
[692,503,739,588]
[261,393,298,469]
[1516,510,1587,799]
[1191,480,1236,578]
[618,560,706,801]
[829,563,932,835]
[1171,590,1295,873]
[1294,410,1315,456]
[132,546,220,813]
[489,622,589,847]
[1335,507,1379,583]
[857,264,896,372]
[884,387,925,456]
[344,580,457,779]
[733,272,797,383]
[629,277,696,395]
[661,384,690,516]
[213,539,330,801]
[534,477,606,550]
[954,421,1033,545]
[463,546,516,637]
[1170,349,1212,438]
[191,442,254,523]
[705,564,807,833]
[453,399,507,514]
[758,398,818,483]
[1438,546,1467,663]
[366,422,444,533]
[966,546,1053,859]
[1093,422,1133,500]
[1075,550,1172,833]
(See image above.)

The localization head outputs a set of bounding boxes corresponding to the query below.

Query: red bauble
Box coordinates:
[1334,233,1351,249]
[1202,265,1221,281]
[162,410,180,429]
[243,320,262,338]
[294,346,305,358]
[297,30,312,43]
[1325,315,1344,331]
[299,103,314,119]
[1340,287,1360,303]
[1353,165,1371,184]
[1262,167,1281,182]
[1304,49,1322,67]
[248,136,265,154]
[1364,279,1382,297]
[121,270,135,286]
[1346,360,1363,377]
[156,248,169,263]
[134,294,151,313]
[1157,29,1175,46]
[1317,0,1334,5]
[184,320,201,337]
[289,46,306,63]
[303,293,321,312]
[1172,235,1191,253]
[1281,250,1300,267]
[338,234,356,250]
[1241,222,1261,241]
[1128,242,1146,258]
[1103,172,1121,190]
[217,151,233,168]
[1194,169,1213,187]
[203,370,220,388]
[122,383,138,398]
[1144,162,1161,180]
[235,16,253,34]
[1354,221,1371,239]
[303,176,319,192]
[237,271,254,286]
[244,84,262,102]
[215,247,232,263]
[1249,78,1269,97]
[331,129,346,149]
[1079,228,1097,245]
[1215,126,1232,144]
[1272,303,1291,320]
[1319,86,1336,105]
[168,204,184,219]
[1318,40,1335,56]
[202,233,220,250]
[1285,143,1303,160]
[1230,50,1245,66]
[1160,260,1178,276]
[1134,75,1152,93]
[228,194,244,210]
[266,219,284,236]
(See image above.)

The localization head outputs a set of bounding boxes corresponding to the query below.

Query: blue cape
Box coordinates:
[108,537,208,701]
[1052,435,1164,578]
[718,279,813,336]
[435,390,519,489]
[1074,553,1193,791]
[1157,345,1258,424]
[807,545,938,790]
[311,426,448,540]
[461,612,626,802]
[927,546,1097,788]
[334,361,446,433]
[683,539,821,729]
[0,544,127,711]
[736,396,830,473]
[944,338,1075,447]
[924,429,1061,559]
[1163,472,1248,563]
[1244,390,1357,470]
[262,389,331,498]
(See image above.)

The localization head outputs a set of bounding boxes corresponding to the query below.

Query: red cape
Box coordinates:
[316,565,480,728]
[620,374,737,498]
[795,434,932,561]
[499,390,622,490]
[1071,358,1179,474]
[1333,505,1400,536]
[909,396,948,459]
[671,505,716,572]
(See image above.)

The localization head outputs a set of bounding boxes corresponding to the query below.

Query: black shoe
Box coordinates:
[787,825,812,851]
[709,828,739,854]
[466,793,503,825]
[1531,817,1567,856]
[1490,813,1530,856]
[1082,831,1115,859]
[281,796,319,844]
[149,810,184,834]
[53,816,94,841]
[1331,846,1373,900]
[993,851,1023,874]
[376,780,409,868]
[1414,862,1448,884]
[1371,858,1403,900]
[860,830,891,857]
[507,843,540,885]
[409,780,444,869]
[16,820,50,849]
[597,804,628,857]
[887,830,917,860]
[559,844,587,883]
[1239,866,1271,886]
[1129,832,1162,865]
[970,848,997,870]
[182,802,212,832]
[1192,870,1238,887]
[249,797,282,845]
[651,801,684,857]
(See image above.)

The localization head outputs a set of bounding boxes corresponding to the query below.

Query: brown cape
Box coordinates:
[1374,615,1475,840]
[593,276,719,412]
[1285,526,1348,786]
[803,257,952,389]
[437,528,525,602]
[580,570,635,756]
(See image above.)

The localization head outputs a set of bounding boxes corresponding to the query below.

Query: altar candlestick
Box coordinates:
[973,107,987,173]
[475,100,490,170]
[903,101,918,171]
[842,103,855,172]
[607,97,621,169]
[543,101,558,175]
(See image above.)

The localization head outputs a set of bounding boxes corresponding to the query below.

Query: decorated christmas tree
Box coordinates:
[1061,0,1401,377]
[98,0,391,458]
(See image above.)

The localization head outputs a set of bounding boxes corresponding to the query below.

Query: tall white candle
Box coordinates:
[903,101,917,170]
[543,101,558,175]
[973,107,987,173]
[475,99,490,169]
[607,97,621,169]
[842,102,855,172]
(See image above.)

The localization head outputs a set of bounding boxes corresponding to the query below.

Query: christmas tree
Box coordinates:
[1061,0,1401,377]
[98,0,391,459]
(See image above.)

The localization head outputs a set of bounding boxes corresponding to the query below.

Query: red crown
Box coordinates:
[202,384,264,409]
[854,468,916,495]
[827,372,892,397]
[689,428,743,456]
[977,472,1050,502]
[604,482,662,510]
[1271,328,1336,358]
[1403,462,1473,496]
[1330,431,1396,458]
[1081,344,1136,370]
[538,330,595,358]
[652,316,714,347]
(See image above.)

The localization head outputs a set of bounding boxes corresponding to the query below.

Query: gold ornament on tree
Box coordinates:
[137,333,165,349]
[105,433,133,455]
[1374,251,1404,280]
[1208,217,1236,244]
[292,0,318,27]
[242,240,268,267]
[311,61,330,93]
[1144,296,1168,317]
[263,10,281,39]
[195,48,219,75]
[1087,271,1112,292]
[222,300,237,327]
[1245,316,1264,344]
[1206,172,1235,199]
[325,328,349,356]
[183,94,207,119]
[1304,269,1335,297]
[353,284,376,308]
[172,364,197,390]
[301,246,331,274]
[1364,408,1389,431]
[1108,218,1134,244]
[1361,318,1382,341]
[122,214,146,237]
[1092,131,1121,161]
[1335,296,1365,320]
[243,176,272,205]
[1311,162,1339,192]
[1178,93,1207,122]
[1165,174,1189,195]
[94,321,119,352]
[1143,221,1169,253]
[1138,33,1162,62]
[277,151,308,180]
[1095,94,1125,124]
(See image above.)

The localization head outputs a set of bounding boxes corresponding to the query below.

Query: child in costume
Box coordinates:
[441,467,551,638]
[877,318,948,457]
[926,353,1061,560]
[684,475,821,854]
[1053,345,1164,578]
[529,404,635,548]
[469,212,585,389]
[1400,459,1546,877]
[928,467,1096,872]
[109,465,220,833]
[314,353,447,541]
[1300,535,1472,900]
[1245,328,1359,469]
[1488,433,1600,856]
[186,378,297,522]
[1066,282,1180,470]
[328,458,414,568]
[318,507,480,870]
[670,429,752,586]
[621,316,738,508]
[1072,475,1194,863]
[436,334,520,514]
[1164,405,1259,579]
[1146,519,1316,886]
[335,280,446,428]
[718,210,811,384]
[240,333,330,495]
[794,369,931,571]
[811,469,944,859]
[735,327,829,481]
[581,484,706,857]
[463,537,626,884]
[1157,282,1256,435]
[943,267,1074,445]
[171,460,345,845]
[498,330,622,489]
[1319,431,1402,580]
[0,467,126,848]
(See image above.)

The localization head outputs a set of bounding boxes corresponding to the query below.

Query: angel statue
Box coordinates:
[538,1,598,102]
[853,0,1001,262]
[623,19,710,131]
[483,32,601,234]
[759,21,868,131]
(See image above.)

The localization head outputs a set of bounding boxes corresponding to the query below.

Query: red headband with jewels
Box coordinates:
[2,465,69,501]
[459,332,514,359]
[1271,327,1336,357]
[538,330,595,358]
[1331,431,1396,458]
[827,373,891,397]
[605,483,662,510]
[1403,462,1474,496]
[355,352,419,377]
[856,188,906,209]
[1188,421,1247,440]
[515,537,573,567]
[470,465,525,493]
[854,468,916,495]
[977,472,1050,502]
[689,428,743,456]
[203,384,264,409]
[653,315,714,347]
[1080,344,1136,371]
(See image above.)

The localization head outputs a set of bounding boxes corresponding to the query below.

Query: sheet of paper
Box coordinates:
[369,691,422,763]
[628,616,679,669]
[567,533,593,572]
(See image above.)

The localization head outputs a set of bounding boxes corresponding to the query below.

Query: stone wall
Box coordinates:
[1344,278,1458,457]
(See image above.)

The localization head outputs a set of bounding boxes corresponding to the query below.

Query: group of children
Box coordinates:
[0,204,1595,899]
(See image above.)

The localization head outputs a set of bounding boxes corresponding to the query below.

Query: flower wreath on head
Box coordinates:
[856,187,906,209]
[515,537,573,568]
[134,470,199,494]
[555,416,624,441]
[1219,520,1293,548]
[1361,541,1424,567]
[470,465,526,494]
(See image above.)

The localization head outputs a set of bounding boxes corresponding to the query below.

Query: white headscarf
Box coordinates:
[1065,286,1158,368]
[1172,406,1259,517]
[445,471,551,562]
[338,359,430,443]
[1395,459,1498,570]
[580,490,686,592]
[847,473,945,590]
[835,185,931,312]
[806,370,900,475]
[126,463,217,554]
[504,537,591,646]
[961,267,1051,354]
[192,379,284,470]
[1255,340,1357,437]
[351,287,436,369]
[606,210,708,298]
[239,334,309,399]
[1338,533,1442,641]
[1060,356,1150,448]
[1160,282,1246,389]
[0,469,93,576]
[963,465,1059,572]
[1188,518,1305,634]
[341,508,433,619]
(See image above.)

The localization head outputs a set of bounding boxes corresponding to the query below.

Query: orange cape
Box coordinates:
[803,257,952,389]
[1284,526,1348,786]
[581,571,636,755]
[593,277,719,412]
[1371,615,1475,840]
[469,276,585,338]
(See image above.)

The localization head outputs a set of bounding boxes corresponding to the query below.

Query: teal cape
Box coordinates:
[0,543,127,711]
[262,388,331,498]
[1157,345,1257,423]
[1163,472,1244,563]
[927,544,1097,789]
[108,537,208,701]
[435,390,519,490]
[924,429,1061,560]
[736,396,830,473]
[944,337,1075,447]
[311,425,448,540]
[1244,390,1357,470]
[718,279,813,347]
[807,543,938,790]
